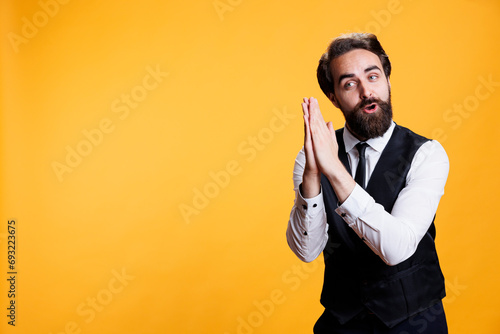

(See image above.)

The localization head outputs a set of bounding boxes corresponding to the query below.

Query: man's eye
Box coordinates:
[369,75,378,80]
[345,82,355,88]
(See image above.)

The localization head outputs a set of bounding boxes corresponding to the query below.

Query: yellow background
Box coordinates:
[1,0,500,333]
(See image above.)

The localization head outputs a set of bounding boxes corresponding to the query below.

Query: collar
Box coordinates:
[343,121,396,154]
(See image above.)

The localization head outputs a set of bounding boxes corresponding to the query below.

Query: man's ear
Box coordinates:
[329,92,340,109]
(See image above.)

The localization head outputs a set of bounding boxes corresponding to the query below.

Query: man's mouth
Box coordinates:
[363,103,378,114]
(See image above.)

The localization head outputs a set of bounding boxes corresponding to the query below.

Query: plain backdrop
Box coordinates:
[1,0,500,333]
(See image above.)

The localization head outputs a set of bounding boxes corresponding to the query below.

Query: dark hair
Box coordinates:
[317,33,391,98]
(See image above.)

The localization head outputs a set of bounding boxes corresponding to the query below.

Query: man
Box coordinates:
[286,33,449,333]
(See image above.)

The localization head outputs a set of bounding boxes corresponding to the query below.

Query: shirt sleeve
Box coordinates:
[286,148,329,262]
[335,140,449,266]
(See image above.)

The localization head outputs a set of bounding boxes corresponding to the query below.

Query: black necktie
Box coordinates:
[355,142,369,189]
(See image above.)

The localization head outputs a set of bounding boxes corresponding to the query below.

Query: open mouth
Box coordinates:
[364,103,378,114]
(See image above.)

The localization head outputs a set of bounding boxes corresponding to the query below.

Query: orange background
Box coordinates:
[1,0,500,333]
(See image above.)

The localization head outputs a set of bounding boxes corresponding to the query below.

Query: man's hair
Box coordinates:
[317,33,391,98]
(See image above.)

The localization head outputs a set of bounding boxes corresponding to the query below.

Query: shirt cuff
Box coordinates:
[334,184,373,226]
[296,184,324,217]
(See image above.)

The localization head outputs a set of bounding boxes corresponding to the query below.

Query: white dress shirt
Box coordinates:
[286,122,449,265]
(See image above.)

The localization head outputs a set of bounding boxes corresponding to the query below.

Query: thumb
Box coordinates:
[326,121,335,136]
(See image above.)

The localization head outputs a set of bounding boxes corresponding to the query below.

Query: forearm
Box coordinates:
[287,148,328,262]
[336,186,422,265]
[286,188,328,262]
[336,141,449,265]
[301,171,321,198]
[324,159,356,204]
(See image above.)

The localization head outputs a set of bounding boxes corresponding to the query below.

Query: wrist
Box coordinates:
[325,160,355,203]
[301,171,321,198]
[323,159,344,183]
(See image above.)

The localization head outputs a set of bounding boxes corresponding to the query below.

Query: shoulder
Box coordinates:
[393,123,429,145]
[393,123,448,158]
[415,140,449,165]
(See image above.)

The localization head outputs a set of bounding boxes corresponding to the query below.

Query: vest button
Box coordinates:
[341,213,346,217]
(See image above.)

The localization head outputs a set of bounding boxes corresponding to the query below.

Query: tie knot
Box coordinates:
[356,142,368,158]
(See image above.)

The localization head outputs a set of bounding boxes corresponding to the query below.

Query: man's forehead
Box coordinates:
[330,49,383,81]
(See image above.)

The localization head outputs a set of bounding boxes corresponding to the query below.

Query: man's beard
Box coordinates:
[342,94,393,140]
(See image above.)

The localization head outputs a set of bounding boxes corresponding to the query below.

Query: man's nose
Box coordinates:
[359,80,373,99]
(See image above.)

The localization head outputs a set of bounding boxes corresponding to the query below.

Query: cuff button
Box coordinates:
[341,213,346,217]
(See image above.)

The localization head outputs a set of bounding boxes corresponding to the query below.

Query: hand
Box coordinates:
[302,97,319,176]
[306,97,339,177]
[300,97,355,202]
[300,97,321,198]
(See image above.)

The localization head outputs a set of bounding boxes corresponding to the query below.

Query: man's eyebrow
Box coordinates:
[338,73,354,85]
[365,65,382,73]
[337,65,382,85]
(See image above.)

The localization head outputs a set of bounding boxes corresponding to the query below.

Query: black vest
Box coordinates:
[320,124,446,328]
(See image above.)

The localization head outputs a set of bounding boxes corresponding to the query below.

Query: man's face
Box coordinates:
[330,49,392,140]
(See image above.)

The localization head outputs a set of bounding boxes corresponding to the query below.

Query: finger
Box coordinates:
[309,99,328,137]
[303,98,310,113]
[309,97,324,121]
[303,115,314,154]
[301,102,309,117]
[308,98,319,124]
[326,121,335,134]
[303,115,311,142]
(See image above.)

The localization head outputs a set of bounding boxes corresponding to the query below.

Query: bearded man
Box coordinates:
[286,33,449,333]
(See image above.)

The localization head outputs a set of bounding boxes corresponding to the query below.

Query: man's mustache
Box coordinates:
[357,98,381,109]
